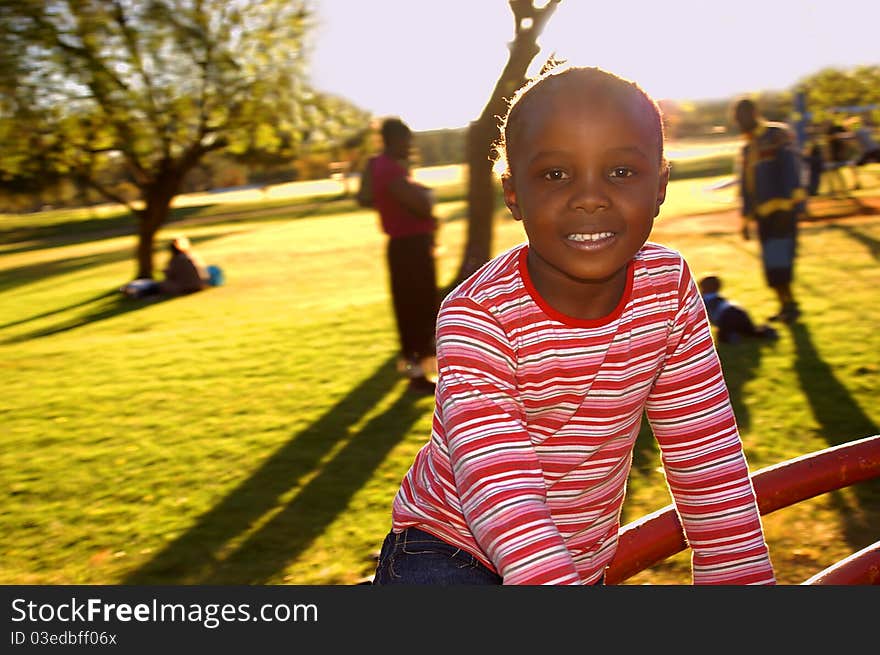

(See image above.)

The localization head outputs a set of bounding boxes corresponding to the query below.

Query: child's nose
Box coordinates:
[568,175,610,213]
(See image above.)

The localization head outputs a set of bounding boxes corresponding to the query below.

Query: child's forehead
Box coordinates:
[527,73,649,119]
[510,73,662,151]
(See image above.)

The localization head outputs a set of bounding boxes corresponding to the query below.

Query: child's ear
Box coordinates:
[654,163,670,217]
[502,175,524,221]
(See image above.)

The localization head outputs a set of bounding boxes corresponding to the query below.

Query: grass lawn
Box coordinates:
[2,164,879,585]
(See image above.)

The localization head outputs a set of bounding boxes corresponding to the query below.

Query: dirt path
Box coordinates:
[657,194,880,236]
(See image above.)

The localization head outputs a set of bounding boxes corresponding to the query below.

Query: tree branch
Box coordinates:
[109,0,168,158]
[76,172,138,213]
[25,7,152,181]
[475,0,562,126]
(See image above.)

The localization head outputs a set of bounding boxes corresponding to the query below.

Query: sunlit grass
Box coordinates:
[1,160,879,585]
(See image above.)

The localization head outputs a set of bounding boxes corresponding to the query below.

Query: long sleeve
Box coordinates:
[646,264,775,585]
[434,297,582,585]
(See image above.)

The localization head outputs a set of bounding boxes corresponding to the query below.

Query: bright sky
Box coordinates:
[310,0,880,132]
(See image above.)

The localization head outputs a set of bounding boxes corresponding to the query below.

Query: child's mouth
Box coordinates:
[566,231,616,249]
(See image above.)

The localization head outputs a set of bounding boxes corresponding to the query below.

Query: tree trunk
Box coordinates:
[458,118,501,282]
[451,0,561,289]
[134,179,182,280]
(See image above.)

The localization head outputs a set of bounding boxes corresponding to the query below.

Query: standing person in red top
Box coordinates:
[372,65,775,585]
[369,117,440,395]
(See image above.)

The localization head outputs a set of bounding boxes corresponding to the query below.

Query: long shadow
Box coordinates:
[715,339,765,436]
[0,250,132,295]
[0,205,213,254]
[0,230,234,296]
[828,223,880,261]
[123,355,423,584]
[205,384,428,583]
[2,193,366,259]
[788,322,880,549]
[630,414,658,477]
[2,291,173,344]
[0,289,118,331]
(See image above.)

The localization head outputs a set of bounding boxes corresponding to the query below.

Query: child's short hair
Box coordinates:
[698,275,722,295]
[492,64,666,179]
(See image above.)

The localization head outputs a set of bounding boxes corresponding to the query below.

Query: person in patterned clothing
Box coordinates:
[734,98,806,324]
[698,274,778,344]
[372,65,775,585]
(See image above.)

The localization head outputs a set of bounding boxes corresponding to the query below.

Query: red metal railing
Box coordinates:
[605,433,880,585]
[802,539,880,585]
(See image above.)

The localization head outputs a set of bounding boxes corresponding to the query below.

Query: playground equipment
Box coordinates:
[606,434,880,584]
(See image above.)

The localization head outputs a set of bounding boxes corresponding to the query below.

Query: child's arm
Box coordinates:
[646,262,776,585]
[435,297,582,585]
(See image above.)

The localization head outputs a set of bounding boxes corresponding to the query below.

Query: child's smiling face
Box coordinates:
[502,72,669,306]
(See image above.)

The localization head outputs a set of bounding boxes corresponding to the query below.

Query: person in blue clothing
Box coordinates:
[734,98,806,324]
[698,275,778,344]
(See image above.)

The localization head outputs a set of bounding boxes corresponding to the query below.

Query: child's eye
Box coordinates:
[609,167,635,178]
[542,169,569,181]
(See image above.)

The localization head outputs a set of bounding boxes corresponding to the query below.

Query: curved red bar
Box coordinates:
[802,540,880,585]
[605,434,880,585]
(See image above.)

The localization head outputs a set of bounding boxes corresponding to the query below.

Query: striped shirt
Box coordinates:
[391,242,775,585]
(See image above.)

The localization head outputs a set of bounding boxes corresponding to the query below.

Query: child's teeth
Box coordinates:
[569,232,613,242]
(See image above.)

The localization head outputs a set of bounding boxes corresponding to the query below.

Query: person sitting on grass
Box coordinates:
[157,236,210,296]
[121,235,210,298]
[699,274,778,344]
[372,64,775,585]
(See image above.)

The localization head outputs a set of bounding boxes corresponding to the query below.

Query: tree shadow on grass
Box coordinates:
[0,230,234,296]
[787,322,880,550]
[1,291,173,344]
[715,338,765,438]
[827,223,880,261]
[123,354,427,584]
[0,205,214,255]
[0,288,119,331]
[630,416,659,478]
[0,250,133,295]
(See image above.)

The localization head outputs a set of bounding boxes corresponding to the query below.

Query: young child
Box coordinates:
[373,65,775,585]
[699,275,779,344]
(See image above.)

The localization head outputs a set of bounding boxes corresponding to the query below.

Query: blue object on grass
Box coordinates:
[207,265,225,286]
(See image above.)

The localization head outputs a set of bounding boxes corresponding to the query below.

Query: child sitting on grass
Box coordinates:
[699,274,779,344]
[373,65,775,585]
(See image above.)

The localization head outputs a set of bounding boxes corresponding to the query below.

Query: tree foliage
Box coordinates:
[0,0,368,278]
[798,65,880,124]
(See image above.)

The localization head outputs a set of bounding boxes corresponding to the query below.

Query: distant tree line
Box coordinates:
[4,64,877,217]
[412,65,880,166]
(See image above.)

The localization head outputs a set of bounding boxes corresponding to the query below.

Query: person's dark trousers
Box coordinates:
[372,527,606,584]
[387,233,439,364]
[757,211,797,289]
[373,527,502,584]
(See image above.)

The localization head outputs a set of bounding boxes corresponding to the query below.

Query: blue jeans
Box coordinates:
[372,527,503,585]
